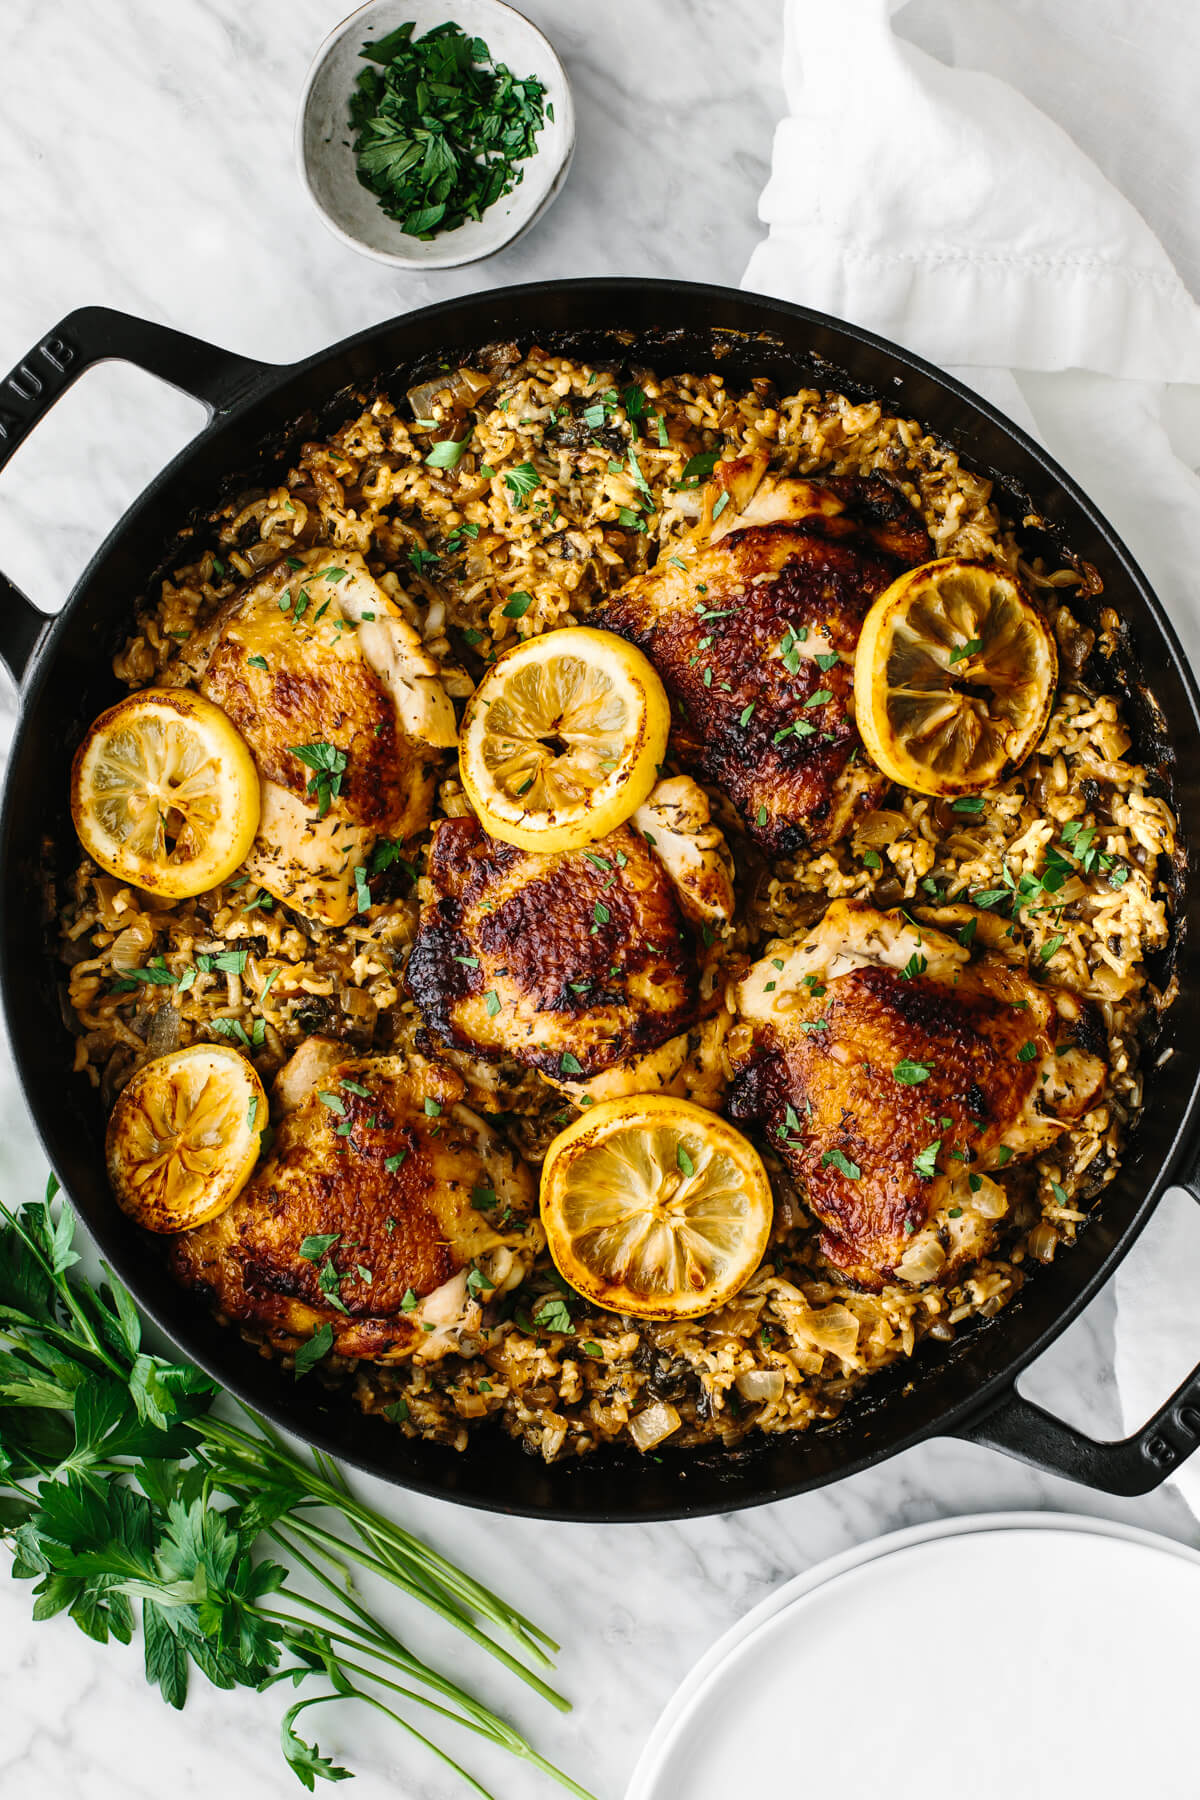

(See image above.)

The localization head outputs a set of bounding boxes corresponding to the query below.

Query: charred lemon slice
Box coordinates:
[106,1044,266,1233]
[854,558,1057,796]
[71,688,260,898]
[458,627,670,851]
[540,1095,773,1320]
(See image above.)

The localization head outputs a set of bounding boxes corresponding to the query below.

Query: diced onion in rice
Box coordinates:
[736,1370,785,1404]
[629,1401,681,1451]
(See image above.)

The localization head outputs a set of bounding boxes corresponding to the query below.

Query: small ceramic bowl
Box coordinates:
[296,0,575,270]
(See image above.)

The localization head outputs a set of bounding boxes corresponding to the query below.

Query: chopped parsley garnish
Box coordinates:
[894,1059,933,1085]
[1016,1040,1037,1062]
[503,462,540,507]
[288,740,348,819]
[384,1151,407,1174]
[423,1098,442,1117]
[425,435,470,469]
[294,1322,334,1376]
[559,1052,583,1075]
[948,637,983,664]
[211,1017,265,1050]
[354,865,371,914]
[994,1144,1014,1167]
[676,1144,695,1178]
[533,1295,574,1336]
[739,703,756,727]
[821,1148,861,1180]
[1040,933,1065,962]
[247,654,269,672]
[913,1140,941,1179]
[484,990,501,1016]
[952,794,985,814]
[900,952,927,981]
[348,20,548,240]
[502,591,533,618]
[711,492,730,521]
[861,850,882,871]
[676,450,720,489]
[299,1233,341,1263]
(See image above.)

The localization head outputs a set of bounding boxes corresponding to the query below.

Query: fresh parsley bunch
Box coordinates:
[0,1181,592,1798]
[349,22,549,238]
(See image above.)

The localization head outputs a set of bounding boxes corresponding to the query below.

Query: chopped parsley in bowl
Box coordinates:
[297,0,574,269]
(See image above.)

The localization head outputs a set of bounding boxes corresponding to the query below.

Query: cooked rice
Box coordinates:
[54,349,1178,1462]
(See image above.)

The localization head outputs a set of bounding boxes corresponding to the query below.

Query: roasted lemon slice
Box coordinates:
[540,1095,773,1320]
[71,688,261,898]
[106,1044,266,1233]
[458,627,670,851]
[854,558,1057,796]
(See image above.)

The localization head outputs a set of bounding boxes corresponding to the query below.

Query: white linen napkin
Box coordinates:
[743,0,1200,1505]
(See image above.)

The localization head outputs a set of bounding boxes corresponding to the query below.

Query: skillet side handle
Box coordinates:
[0,305,273,685]
[955,1161,1200,1495]
[954,1362,1200,1496]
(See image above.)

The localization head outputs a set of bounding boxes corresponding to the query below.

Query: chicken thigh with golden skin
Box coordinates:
[594,456,930,854]
[406,813,700,1084]
[727,901,1107,1289]
[185,548,456,925]
[169,1049,533,1363]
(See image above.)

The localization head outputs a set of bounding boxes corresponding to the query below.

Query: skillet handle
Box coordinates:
[955,1164,1200,1495]
[0,306,270,686]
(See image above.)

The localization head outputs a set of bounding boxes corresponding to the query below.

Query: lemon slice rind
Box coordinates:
[540,1094,773,1321]
[459,627,670,852]
[854,558,1058,798]
[71,688,261,898]
[106,1043,266,1234]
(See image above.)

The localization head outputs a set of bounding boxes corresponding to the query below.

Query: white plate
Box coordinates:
[296,0,575,269]
[628,1513,1200,1800]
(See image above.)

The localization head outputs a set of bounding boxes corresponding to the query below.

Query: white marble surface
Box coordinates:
[0,4,1197,1798]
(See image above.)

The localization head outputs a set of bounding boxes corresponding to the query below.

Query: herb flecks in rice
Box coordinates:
[57,353,1177,1463]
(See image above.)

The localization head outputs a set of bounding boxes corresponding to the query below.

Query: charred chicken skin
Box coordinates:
[186,548,455,925]
[594,455,931,853]
[169,1049,532,1362]
[406,813,699,1083]
[727,901,1107,1288]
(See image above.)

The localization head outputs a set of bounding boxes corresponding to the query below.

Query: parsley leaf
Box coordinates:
[821,1148,861,1180]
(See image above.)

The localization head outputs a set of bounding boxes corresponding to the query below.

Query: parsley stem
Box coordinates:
[323,1660,598,1800]
[208,1412,556,1658]
[284,1690,497,1800]
[273,1521,569,1710]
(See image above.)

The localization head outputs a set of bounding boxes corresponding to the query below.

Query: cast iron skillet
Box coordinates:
[3,279,1200,1522]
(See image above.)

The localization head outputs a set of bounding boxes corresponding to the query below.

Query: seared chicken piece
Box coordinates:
[186,548,456,925]
[727,900,1106,1288]
[170,1050,533,1362]
[406,814,698,1083]
[595,455,930,853]
[632,775,736,926]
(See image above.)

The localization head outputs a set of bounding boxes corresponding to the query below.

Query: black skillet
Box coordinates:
[2,278,1200,1521]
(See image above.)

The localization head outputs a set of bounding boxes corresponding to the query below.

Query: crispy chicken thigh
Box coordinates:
[595,455,930,853]
[727,901,1107,1288]
[170,1050,532,1362]
[406,814,699,1083]
[186,548,455,925]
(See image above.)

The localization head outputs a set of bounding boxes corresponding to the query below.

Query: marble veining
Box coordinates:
[0,4,1195,1798]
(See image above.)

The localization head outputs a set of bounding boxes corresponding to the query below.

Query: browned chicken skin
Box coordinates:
[186,548,456,924]
[169,1051,533,1361]
[406,814,699,1082]
[594,458,930,853]
[727,901,1107,1288]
